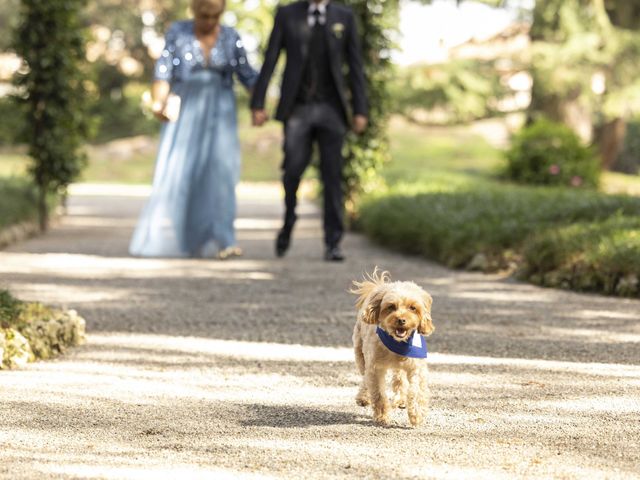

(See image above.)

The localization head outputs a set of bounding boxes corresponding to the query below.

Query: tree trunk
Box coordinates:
[38,185,49,232]
[594,117,627,170]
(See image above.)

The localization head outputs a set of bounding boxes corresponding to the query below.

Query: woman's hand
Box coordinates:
[151,101,170,122]
[150,80,171,122]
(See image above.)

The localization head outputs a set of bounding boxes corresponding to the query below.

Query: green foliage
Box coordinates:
[0,327,33,369]
[358,176,640,296]
[12,0,90,230]
[390,59,509,124]
[0,97,26,147]
[0,290,32,368]
[89,77,157,143]
[0,177,40,230]
[0,289,86,369]
[505,118,601,187]
[528,0,640,140]
[614,119,640,174]
[523,215,640,296]
[0,290,23,327]
[341,0,397,215]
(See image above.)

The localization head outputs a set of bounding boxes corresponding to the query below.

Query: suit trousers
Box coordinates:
[281,102,348,248]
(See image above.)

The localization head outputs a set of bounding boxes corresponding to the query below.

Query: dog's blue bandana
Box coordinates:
[376,326,428,358]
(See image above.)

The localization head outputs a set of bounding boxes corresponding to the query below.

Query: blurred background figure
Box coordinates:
[129,0,258,259]
[250,0,368,263]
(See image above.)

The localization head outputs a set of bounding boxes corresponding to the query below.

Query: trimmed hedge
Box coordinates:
[0,290,86,369]
[522,216,640,295]
[358,175,640,297]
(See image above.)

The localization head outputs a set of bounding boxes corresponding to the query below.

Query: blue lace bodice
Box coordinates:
[154,21,258,89]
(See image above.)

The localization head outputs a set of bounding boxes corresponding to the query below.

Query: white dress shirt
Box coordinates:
[308,0,329,26]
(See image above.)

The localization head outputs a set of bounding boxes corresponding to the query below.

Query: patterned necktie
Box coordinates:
[312,8,321,27]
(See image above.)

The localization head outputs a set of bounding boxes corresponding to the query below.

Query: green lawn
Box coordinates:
[384,119,503,183]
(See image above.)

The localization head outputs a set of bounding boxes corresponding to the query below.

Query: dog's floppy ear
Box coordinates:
[359,287,385,324]
[350,268,390,324]
[418,291,435,336]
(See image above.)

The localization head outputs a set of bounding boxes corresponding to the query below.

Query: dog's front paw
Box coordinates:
[373,403,391,426]
[391,395,406,409]
[355,386,370,406]
[408,411,425,427]
[373,413,391,426]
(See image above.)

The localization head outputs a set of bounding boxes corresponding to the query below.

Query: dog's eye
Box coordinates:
[409,305,417,312]
[386,304,396,311]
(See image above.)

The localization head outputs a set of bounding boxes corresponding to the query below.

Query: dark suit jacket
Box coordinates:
[250,1,368,123]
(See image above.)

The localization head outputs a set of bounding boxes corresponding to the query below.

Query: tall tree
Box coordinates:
[527,0,640,168]
[13,0,90,230]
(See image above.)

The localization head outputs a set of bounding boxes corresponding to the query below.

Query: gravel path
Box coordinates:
[1,183,639,480]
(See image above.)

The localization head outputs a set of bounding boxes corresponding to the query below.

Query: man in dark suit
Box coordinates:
[250,0,368,262]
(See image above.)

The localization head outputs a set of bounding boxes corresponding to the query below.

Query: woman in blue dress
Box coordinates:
[130,0,258,258]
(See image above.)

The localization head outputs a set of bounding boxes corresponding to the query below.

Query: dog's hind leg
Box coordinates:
[353,323,370,406]
[391,370,408,409]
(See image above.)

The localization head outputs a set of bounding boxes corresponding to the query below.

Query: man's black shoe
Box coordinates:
[275,229,291,257]
[324,246,345,262]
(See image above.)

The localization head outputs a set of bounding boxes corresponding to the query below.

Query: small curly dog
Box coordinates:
[351,268,435,427]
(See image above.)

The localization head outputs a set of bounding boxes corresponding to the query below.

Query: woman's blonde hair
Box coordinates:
[191,0,225,14]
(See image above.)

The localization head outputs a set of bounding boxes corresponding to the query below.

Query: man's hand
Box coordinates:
[252,109,268,127]
[353,115,368,134]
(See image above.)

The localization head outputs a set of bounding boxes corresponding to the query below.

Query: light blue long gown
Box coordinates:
[129,21,258,257]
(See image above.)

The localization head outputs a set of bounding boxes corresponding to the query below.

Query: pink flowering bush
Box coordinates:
[504,118,600,188]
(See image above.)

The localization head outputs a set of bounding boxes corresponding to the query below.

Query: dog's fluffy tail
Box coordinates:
[349,267,390,310]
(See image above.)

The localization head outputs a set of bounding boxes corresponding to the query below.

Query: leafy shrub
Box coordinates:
[0,97,26,146]
[504,118,601,188]
[0,290,23,325]
[87,62,158,143]
[341,0,397,215]
[0,177,39,230]
[0,290,86,369]
[522,216,640,296]
[361,179,640,264]
[13,0,90,230]
[358,176,640,297]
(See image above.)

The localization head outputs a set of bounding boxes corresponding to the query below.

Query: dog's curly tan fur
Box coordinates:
[351,268,435,427]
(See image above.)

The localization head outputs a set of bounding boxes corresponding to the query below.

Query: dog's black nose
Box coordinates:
[398,318,406,325]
